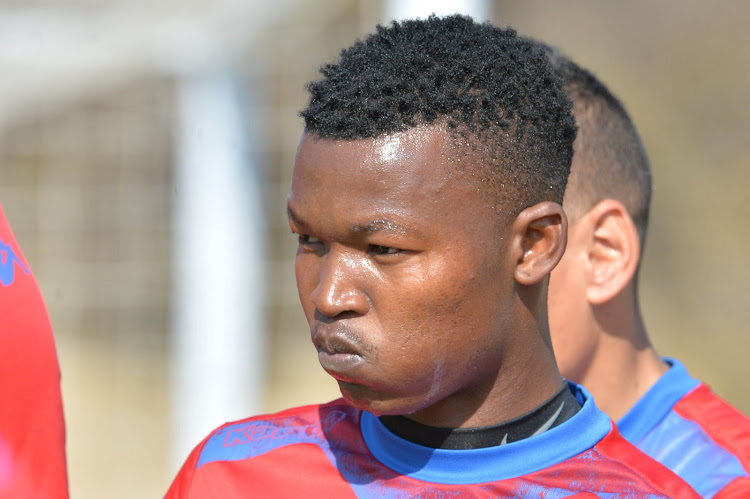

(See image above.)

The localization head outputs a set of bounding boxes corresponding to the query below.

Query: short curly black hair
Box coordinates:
[300,15,577,209]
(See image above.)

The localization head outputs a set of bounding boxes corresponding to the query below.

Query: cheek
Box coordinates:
[294,255,317,315]
[548,284,573,360]
[375,274,460,365]
[547,258,573,369]
[548,264,594,380]
[396,269,495,361]
[548,249,579,330]
[551,325,596,382]
[375,247,503,350]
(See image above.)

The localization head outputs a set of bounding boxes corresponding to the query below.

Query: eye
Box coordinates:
[298,234,322,245]
[369,244,400,255]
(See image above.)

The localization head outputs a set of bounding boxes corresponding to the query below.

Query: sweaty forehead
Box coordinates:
[296,125,450,174]
[287,126,500,240]
[290,126,457,204]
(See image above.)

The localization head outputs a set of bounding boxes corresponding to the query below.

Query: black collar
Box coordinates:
[379,381,581,450]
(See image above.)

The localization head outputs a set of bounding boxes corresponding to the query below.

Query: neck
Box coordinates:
[576,290,668,421]
[381,382,579,448]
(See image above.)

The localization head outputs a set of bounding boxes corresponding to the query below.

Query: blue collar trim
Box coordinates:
[360,382,612,484]
[617,357,701,443]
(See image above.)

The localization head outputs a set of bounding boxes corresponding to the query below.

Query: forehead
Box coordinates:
[289,126,459,219]
[287,126,513,247]
[295,125,450,179]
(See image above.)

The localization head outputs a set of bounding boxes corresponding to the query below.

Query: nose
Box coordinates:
[310,248,370,318]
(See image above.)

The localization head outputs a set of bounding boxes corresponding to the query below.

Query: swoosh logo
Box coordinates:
[531,401,565,436]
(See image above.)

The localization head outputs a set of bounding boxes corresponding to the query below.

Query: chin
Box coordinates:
[338,381,418,416]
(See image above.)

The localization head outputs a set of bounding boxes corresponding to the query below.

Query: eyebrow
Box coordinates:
[287,204,412,236]
[352,219,410,236]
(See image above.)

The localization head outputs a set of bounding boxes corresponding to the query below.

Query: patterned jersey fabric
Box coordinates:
[0,205,68,498]
[167,383,699,498]
[618,358,750,498]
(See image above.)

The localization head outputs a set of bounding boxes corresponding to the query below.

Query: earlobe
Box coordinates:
[583,200,640,304]
[513,202,567,286]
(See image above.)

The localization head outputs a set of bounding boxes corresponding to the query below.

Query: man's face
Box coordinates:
[287,126,516,420]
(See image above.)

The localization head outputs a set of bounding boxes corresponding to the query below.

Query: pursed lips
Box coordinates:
[312,325,367,378]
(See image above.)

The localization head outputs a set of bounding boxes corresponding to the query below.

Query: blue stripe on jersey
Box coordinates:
[633,410,746,498]
[360,383,612,484]
[195,407,348,469]
[619,358,746,498]
[617,358,700,443]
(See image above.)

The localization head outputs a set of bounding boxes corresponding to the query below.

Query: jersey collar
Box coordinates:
[360,382,612,484]
[617,357,701,443]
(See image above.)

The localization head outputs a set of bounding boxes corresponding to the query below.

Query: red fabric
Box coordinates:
[593,423,701,497]
[166,401,701,498]
[673,384,750,498]
[0,205,68,498]
[190,444,358,499]
[166,434,210,499]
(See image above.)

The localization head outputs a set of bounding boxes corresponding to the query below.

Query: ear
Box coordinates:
[581,199,641,305]
[513,201,567,286]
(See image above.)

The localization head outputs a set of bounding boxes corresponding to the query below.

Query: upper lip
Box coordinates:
[312,325,363,357]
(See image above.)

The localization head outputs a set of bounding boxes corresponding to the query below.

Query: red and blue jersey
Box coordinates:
[618,358,750,498]
[167,383,699,498]
[0,205,68,498]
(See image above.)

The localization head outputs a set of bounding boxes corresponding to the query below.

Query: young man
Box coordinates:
[545,46,750,498]
[167,16,699,497]
[0,204,69,498]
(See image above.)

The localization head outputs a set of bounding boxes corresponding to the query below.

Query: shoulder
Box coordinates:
[624,376,750,498]
[673,382,750,450]
[589,424,702,498]
[198,399,357,467]
[165,399,359,498]
[0,205,67,498]
[673,383,750,497]
[564,384,698,497]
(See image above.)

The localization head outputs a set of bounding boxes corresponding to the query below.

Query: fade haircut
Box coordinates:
[300,15,577,211]
[541,44,652,245]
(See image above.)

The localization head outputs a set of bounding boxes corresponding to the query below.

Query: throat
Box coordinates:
[379,382,581,449]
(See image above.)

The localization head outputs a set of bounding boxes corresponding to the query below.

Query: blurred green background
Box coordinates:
[0,0,747,497]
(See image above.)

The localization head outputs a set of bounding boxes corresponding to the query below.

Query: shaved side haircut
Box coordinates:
[542,44,652,244]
